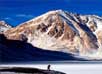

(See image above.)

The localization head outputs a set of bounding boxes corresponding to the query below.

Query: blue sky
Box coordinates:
[0,0,102,26]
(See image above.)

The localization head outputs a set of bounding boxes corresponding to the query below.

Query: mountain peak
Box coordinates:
[3,10,102,60]
[0,20,12,33]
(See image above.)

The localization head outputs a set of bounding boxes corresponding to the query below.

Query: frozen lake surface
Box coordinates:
[0,64,102,74]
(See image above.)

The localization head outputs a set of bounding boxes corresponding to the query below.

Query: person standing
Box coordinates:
[47,64,51,71]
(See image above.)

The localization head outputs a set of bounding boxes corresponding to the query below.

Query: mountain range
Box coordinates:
[0,10,102,61]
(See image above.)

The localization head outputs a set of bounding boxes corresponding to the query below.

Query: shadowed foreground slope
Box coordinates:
[0,34,86,63]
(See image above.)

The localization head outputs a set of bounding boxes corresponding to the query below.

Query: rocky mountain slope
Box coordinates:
[0,21,12,33]
[1,10,102,60]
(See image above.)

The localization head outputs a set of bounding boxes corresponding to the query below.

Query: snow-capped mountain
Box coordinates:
[0,21,12,33]
[3,10,102,60]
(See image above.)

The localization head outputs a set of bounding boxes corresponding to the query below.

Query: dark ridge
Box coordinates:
[0,67,45,73]
[0,67,66,74]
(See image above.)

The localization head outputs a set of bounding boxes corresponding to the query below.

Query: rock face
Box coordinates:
[3,10,102,59]
[0,21,12,33]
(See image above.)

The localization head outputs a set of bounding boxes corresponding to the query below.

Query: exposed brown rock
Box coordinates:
[88,21,97,32]
[96,30,102,46]
[61,21,76,41]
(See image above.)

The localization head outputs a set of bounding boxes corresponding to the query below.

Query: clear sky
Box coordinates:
[0,0,102,26]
